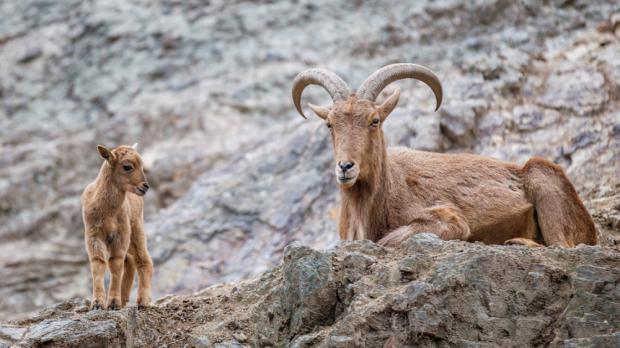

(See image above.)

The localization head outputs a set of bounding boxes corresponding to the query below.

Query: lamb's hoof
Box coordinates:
[90,299,105,310]
[107,298,121,310]
[136,296,151,309]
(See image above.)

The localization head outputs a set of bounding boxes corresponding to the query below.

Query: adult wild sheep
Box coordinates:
[81,143,154,310]
[292,63,597,247]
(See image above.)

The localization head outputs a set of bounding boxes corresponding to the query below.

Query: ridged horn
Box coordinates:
[357,63,443,111]
[292,68,351,118]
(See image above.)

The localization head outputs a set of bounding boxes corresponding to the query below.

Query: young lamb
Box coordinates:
[81,143,154,310]
[291,63,597,248]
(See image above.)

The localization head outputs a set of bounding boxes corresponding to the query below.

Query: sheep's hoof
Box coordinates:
[504,238,544,248]
[90,299,105,310]
[107,298,121,310]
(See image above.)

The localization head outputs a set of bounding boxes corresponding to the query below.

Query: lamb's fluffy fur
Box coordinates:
[81,144,153,310]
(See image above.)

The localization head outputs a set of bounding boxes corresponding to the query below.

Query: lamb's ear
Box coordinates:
[377,88,400,121]
[131,143,138,150]
[308,103,330,120]
[97,145,115,163]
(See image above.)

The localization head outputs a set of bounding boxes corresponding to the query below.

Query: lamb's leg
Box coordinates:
[121,253,136,307]
[107,223,130,310]
[106,255,125,310]
[131,221,153,309]
[86,237,107,310]
[522,157,597,247]
[378,205,471,247]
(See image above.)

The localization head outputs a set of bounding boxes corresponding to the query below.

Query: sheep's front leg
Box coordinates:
[378,205,471,247]
[86,236,107,310]
[504,238,544,247]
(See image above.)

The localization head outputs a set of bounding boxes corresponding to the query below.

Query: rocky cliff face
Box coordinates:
[1,0,619,332]
[1,235,619,347]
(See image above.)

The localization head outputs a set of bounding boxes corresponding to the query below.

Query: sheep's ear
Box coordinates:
[308,103,330,120]
[131,143,138,150]
[377,88,400,121]
[97,145,115,163]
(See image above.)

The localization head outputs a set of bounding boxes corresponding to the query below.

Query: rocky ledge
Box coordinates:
[1,234,618,347]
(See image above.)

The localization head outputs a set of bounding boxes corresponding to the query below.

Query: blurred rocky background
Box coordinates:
[0,0,619,331]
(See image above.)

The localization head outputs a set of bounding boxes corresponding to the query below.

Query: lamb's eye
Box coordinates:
[123,164,133,172]
[370,118,380,127]
[326,123,332,129]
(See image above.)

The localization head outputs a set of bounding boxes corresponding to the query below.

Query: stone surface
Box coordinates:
[22,318,122,347]
[1,236,618,347]
[1,0,619,324]
[0,326,26,341]
[537,67,609,114]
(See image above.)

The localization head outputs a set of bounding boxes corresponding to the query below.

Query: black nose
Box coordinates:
[141,182,149,191]
[338,161,354,172]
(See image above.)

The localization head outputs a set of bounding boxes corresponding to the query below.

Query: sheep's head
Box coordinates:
[292,64,442,188]
[97,143,150,196]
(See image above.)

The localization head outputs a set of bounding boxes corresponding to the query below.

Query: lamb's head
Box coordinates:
[97,143,150,196]
[292,64,443,188]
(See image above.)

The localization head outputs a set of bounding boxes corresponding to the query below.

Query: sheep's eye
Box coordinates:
[326,123,332,129]
[370,118,380,127]
[123,164,133,172]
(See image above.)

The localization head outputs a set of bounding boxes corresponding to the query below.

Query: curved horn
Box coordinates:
[292,68,351,118]
[357,63,443,111]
